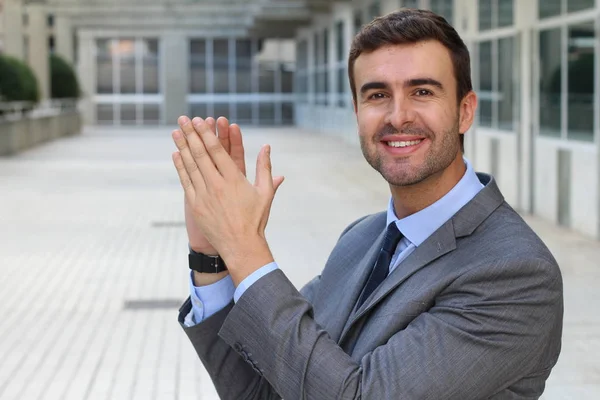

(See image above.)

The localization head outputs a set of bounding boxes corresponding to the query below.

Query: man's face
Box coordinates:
[353,40,471,187]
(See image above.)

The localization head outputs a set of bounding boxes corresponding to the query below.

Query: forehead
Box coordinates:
[354,40,455,86]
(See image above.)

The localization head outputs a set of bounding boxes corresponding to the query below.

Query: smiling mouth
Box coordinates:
[384,139,423,148]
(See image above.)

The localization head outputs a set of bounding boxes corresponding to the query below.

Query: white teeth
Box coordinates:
[387,139,422,148]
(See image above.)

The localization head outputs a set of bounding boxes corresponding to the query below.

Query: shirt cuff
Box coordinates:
[189,271,235,324]
[233,262,279,303]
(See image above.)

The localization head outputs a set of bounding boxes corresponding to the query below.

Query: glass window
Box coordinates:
[479,0,513,31]
[282,102,294,125]
[568,0,595,13]
[498,36,515,131]
[259,62,276,93]
[281,63,294,93]
[368,1,381,21]
[478,0,493,31]
[336,21,345,62]
[236,39,253,93]
[337,67,346,107]
[539,0,561,19]
[430,0,454,24]
[497,0,513,28]
[297,40,308,71]
[142,39,159,94]
[189,103,208,119]
[117,39,136,94]
[259,103,276,125]
[323,29,329,66]
[353,10,362,34]
[143,104,160,124]
[539,28,562,138]
[478,41,493,127]
[236,103,253,124]
[96,104,113,124]
[213,103,230,120]
[567,23,595,142]
[190,40,207,93]
[96,39,113,94]
[120,104,137,125]
[213,39,230,94]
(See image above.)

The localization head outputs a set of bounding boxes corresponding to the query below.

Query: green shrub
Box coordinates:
[50,53,81,99]
[0,54,40,103]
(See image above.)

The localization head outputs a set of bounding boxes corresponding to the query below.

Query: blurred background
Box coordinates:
[0,0,599,399]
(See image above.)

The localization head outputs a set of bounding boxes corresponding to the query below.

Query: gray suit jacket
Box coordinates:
[179,173,563,399]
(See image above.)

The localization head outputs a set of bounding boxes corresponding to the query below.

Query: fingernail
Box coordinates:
[172,130,182,139]
[178,116,188,125]
[192,117,202,127]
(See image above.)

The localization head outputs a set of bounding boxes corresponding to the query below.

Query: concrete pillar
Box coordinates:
[26,3,49,100]
[77,31,95,125]
[55,15,74,64]
[515,0,537,214]
[162,32,189,126]
[456,0,478,163]
[3,0,25,60]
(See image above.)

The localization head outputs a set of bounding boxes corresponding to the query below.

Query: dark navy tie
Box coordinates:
[357,222,403,308]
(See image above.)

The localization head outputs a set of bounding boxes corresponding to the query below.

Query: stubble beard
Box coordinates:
[359,117,461,187]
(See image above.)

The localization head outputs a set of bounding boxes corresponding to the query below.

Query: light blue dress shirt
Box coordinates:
[186,158,484,326]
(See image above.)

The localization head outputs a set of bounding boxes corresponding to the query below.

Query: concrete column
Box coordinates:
[26,3,49,100]
[456,0,478,163]
[3,0,25,60]
[162,32,189,126]
[55,15,74,64]
[515,0,537,214]
[77,31,95,125]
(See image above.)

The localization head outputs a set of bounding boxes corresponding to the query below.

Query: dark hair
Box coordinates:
[348,9,472,105]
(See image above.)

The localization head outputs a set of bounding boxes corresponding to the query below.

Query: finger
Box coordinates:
[192,117,239,179]
[206,117,216,134]
[172,151,196,203]
[171,128,205,191]
[255,144,274,191]
[178,115,220,185]
[217,117,231,154]
[229,123,247,176]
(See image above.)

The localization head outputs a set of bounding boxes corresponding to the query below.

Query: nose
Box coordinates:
[385,95,416,130]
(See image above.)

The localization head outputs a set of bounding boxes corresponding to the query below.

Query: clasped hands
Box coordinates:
[171,116,285,286]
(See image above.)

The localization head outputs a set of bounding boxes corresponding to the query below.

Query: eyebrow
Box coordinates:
[359,78,445,97]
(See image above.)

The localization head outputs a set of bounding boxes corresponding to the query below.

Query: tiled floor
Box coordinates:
[0,126,597,399]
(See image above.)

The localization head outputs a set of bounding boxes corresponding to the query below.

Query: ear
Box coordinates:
[458,91,478,134]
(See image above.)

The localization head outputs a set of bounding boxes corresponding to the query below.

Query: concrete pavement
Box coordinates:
[0,126,598,399]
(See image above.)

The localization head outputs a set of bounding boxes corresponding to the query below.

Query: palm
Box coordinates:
[185,117,246,254]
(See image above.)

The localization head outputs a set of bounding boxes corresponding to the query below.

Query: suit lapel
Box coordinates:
[339,220,456,343]
[325,217,386,343]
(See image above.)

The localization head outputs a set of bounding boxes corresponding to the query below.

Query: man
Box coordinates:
[171,9,563,400]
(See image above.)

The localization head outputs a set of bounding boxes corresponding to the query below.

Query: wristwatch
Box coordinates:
[188,250,228,273]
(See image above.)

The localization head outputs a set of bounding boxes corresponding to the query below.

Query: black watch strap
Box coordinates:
[188,252,227,273]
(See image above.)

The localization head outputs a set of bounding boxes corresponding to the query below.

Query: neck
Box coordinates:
[390,155,466,219]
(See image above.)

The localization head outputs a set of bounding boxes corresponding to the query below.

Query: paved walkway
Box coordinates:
[0,126,598,399]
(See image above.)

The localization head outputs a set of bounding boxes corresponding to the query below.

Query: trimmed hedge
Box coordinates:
[50,53,81,99]
[0,54,40,103]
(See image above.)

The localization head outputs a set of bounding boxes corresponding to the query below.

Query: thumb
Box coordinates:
[255,144,273,190]
[272,176,285,193]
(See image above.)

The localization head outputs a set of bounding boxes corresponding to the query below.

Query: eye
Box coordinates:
[415,89,433,96]
[368,92,388,100]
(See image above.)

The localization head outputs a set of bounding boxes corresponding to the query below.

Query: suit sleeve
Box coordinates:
[216,257,563,400]
[178,214,372,400]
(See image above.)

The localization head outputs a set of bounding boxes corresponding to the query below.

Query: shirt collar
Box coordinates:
[386,157,484,247]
